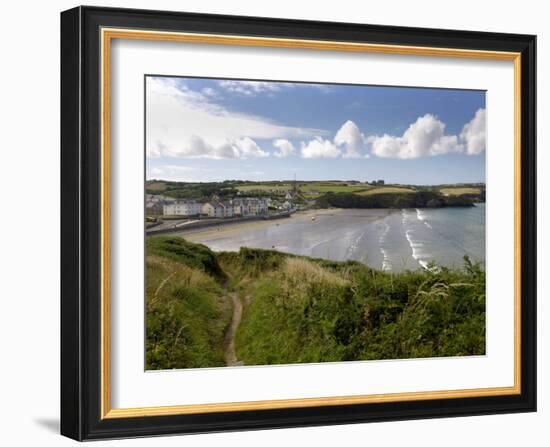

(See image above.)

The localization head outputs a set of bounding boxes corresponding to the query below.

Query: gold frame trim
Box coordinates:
[100,28,522,419]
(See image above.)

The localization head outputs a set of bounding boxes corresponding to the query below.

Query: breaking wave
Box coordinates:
[379,222,392,271]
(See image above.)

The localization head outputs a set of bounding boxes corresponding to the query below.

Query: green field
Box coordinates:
[357,186,416,195]
[439,187,481,196]
[236,183,293,192]
[237,181,431,198]
[145,180,485,209]
[146,236,486,370]
[236,181,370,194]
[146,181,168,192]
[300,182,370,194]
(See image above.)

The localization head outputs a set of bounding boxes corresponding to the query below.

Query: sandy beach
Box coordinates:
[175,208,400,269]
[177,208,390,244]
[167,205,485,272]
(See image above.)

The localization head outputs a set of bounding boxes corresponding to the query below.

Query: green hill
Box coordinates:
[145,237,231,369]
[146,237,485,370]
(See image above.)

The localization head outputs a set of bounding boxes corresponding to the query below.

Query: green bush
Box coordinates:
[234,251,485,365]
[147,235,224,279]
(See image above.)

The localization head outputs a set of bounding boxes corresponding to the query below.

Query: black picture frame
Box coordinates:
[61,5,536,441]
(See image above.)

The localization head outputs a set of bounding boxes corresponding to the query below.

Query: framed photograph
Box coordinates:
[60,6,536,441]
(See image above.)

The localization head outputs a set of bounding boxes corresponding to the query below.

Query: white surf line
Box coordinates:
[416,208,433,229]
[408,209,444,273]
[345,231,366,259]
[416,207,472,258]
[404,229,427,269]
[403,209,432,271]
[379,221,392,271]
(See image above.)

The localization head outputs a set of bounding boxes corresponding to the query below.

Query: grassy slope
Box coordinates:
[219,248,485,366]
[146,237,231,370]
[146,237,486,370]
[147,235,225,279]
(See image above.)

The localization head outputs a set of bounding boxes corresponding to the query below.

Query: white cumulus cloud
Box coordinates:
[161,135,268,160]
[368,111,486,159]
[460,108,486,155]
[369,114,462,159]
[234,137,269,158]
[273,139,296,158]
[301,137,341,159]
[334,120,368,158]
[147,77,485,163]
[146,77,325,160]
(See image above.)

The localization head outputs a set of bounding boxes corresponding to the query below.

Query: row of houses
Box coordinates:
[146,194,166,215]
[163,196,269,218]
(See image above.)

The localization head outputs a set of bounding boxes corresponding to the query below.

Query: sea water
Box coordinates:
[188,204,485,272]
[382,204,486,271]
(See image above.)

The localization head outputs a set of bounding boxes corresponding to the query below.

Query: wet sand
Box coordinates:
[177,208,398,268]
[173,205,485,272]
[177,208,354,241]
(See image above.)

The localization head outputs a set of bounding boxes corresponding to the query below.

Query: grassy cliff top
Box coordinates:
[146,236,486,370]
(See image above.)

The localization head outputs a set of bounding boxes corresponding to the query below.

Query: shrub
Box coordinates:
[147,235,224,279]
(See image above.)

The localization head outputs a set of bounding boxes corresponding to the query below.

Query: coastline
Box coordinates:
[177,208,394,244]
[168,205,485,273]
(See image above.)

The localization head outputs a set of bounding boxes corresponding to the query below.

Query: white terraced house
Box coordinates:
[167,197,269,219]
[233,200,244,216]
[221,201,234,218]
[202,200,234,218]
[231,198,267,216]
[201,202,220,217]
[232,198,248,216]
[246,198,268,215]
[163,200,202,217]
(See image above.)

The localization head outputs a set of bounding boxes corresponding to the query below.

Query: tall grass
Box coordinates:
[282,257,349,288]
[233,249,485,365]
[146,236,485,370]
[145,253,231,370]
[147,235,225,279]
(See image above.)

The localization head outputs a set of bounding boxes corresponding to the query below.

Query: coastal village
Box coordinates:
[145,179,389,220]
[147,192,294,218]
[145,179,484,234]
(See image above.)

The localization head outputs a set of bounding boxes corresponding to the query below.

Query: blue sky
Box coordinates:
[146,76,486,184]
